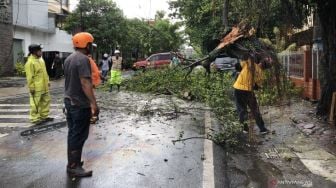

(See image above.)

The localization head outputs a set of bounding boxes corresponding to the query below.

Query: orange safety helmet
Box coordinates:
[72,32,94,48]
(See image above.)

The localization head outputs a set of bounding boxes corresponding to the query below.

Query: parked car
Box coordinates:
[133,52,173,70]
[210,56,238,72]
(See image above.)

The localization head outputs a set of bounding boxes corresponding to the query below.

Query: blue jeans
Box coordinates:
[64,98,91,151]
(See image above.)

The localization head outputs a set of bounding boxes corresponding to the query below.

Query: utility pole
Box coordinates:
[58,0,62,13]
[222,0,229,31]
[80,0,83,31]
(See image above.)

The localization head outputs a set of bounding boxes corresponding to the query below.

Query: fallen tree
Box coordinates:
[179,20,284,97]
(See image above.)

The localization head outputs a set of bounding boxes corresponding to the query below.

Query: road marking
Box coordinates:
[0,123,32,128]
[0,104,61,107]
[0,133,9,138]
[0,115,29,119]
[202,111,215,188]
[0,109,61,112]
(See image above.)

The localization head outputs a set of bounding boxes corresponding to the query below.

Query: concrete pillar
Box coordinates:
[0,0,13,76]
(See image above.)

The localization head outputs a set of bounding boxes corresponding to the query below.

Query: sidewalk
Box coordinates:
[225,100,336,187]
[0,77,64,98]
[0,77,26,88]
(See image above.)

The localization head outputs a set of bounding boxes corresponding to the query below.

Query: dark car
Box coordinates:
[210,56,238,72]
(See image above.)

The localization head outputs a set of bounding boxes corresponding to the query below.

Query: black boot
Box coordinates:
[117,84,120,92]
[109,85,113,92]
[67,150,92,177]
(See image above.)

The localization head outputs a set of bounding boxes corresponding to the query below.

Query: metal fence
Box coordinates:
[279,52,305,78]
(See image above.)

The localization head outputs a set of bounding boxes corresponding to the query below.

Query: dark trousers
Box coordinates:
[234,89,266,131]
[55,68,63,79]
[64,99,91,152]
[102,70,108,83]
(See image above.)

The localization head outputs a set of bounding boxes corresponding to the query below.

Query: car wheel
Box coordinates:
[141,67,146,72]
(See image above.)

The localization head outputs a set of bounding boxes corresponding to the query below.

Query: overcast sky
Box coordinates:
[70,0,171,19]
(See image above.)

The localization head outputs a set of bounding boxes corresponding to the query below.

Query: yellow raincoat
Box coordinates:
[233,59,264,91]
[25,55,51,123]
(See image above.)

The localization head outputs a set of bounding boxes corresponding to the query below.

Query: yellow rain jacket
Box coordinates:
[233,59,264,91]
[25,55,50,123]
[25,55,49,93]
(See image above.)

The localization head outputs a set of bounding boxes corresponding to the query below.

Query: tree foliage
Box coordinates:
[64,0,125,53]
[169,0,309,53]
[64,0,183,60]
[170,0,336,116]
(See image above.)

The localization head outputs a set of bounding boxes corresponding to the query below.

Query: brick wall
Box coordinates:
[289,50,321,101]
[0,23,13,76]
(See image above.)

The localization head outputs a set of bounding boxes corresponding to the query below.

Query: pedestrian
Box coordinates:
[51,52,63,79]
[233,53,269,135]
[63,32,99,177]
[25,44,53,125]
[109,50,123,92]
[99,53,110,83]
[170,54,180,68]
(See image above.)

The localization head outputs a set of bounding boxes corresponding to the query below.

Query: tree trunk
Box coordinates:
[316,1,336,116]
[222,0,229,31]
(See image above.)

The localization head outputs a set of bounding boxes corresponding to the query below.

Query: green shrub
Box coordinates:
[256,69,302,106]
[15,62,26,77]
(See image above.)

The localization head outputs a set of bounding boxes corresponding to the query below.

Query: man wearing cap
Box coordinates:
[25,44,53,125]
[109,50,123,92]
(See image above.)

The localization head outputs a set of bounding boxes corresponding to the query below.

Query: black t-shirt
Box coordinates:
[64,51,92,108]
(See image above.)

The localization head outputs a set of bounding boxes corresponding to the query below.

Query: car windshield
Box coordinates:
[147,53,171,61]
[147,55,158,61]
[158,54,171,60]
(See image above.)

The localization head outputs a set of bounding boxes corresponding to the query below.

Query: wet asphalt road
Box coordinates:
[0,84,226,188]
[3,73,336,188]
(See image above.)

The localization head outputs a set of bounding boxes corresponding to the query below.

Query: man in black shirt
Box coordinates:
[51,52,63,79]
[63,32,99,177]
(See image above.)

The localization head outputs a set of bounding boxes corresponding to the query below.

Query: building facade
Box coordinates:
[0,0,73,76]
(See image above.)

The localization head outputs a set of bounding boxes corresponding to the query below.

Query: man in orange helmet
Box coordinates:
[63,32,99,177]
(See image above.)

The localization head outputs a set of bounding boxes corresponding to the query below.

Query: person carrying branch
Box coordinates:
[233,53,270,135]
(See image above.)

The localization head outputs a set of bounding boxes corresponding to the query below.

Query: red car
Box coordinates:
[133,52,172,70]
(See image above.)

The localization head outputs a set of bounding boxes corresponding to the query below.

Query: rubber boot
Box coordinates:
[109,85,113,93]
[67,150,92,177]
[117,84,120,92]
